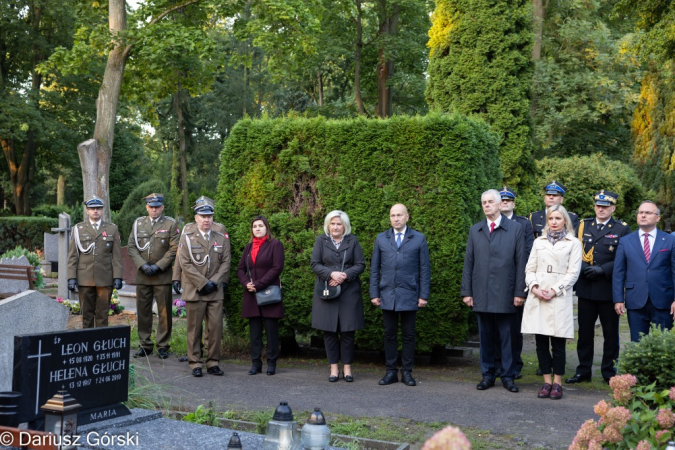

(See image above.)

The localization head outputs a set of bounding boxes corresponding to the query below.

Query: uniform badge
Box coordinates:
[609,246,614,252]
[106,243,111,248]
[102,237,107,241]
[606,235,618,239]
[176,228,180,233]
[225,233,229,239]
[102,231,107,237]
[161,239,165,244]
[196,254,201,260]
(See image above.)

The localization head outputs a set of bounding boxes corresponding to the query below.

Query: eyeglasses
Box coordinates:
[637,211,658,216]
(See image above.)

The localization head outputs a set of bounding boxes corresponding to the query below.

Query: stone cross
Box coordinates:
[51,212,71,300]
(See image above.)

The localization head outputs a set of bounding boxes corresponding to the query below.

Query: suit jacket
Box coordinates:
[369,227,430,311]
[67,221,122,286]
[506,214,534,258]
[530,209,579,238]
[310,234,366,332]
[127,215,180,285]
[178,228,231,301]
[460,215,527,313]
[236,238,285,319]
[612,229,675,310]
[172,221,227,281]
[575,217,631,301]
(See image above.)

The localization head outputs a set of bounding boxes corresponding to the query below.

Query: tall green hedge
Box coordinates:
[425,0,534,191]
[116,180,171,242]
[0,217,58,254]
[216,114,501,352]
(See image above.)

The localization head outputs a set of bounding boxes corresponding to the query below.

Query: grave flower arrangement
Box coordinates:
[172,299,186,318]
[109,289,125,315]
[56,297,80,315]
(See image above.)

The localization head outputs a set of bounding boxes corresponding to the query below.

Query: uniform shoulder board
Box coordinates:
[583,217,594,222]
[163,215,176,223]
[212,230,225,237]
[136,216,145,222]
[183,228,196,235]
[622,221,628,226]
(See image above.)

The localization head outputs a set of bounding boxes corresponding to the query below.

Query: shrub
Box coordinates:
[619,325,675,391]
[0,216,58,255]
[115,180,171,242]
[32,204,83,224]
[216,114,501,351]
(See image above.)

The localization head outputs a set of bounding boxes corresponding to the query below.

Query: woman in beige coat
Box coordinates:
[522,205,582,400]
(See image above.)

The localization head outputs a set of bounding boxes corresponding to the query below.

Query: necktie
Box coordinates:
[643,234,651,263]
[490,222,495,235]
[598,223,604,231]
[396,233,402,248]
[203,232,209,243]
[93,223,98,232]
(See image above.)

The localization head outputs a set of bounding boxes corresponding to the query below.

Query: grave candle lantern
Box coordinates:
[227,431,243,448]
[40,389,82,450]
[300,408,331,450]
[262,401,302,450]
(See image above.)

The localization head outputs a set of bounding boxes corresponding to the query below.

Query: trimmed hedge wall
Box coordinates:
[216,114,501,351]
[0,216,59,254]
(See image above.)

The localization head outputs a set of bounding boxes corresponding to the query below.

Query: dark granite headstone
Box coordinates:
[12,326,131,426]
[120,247,137,286]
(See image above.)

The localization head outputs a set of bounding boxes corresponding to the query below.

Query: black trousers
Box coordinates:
[493,305,524,373]
[575,297,619,379]
[324,329,355,364]
[477,312,517,380]
[535,334,566,375]
[249,317,279,367]
[383,310,416,372]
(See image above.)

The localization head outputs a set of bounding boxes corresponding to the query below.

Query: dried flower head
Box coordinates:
[657,408,675,429]
[594,400,610,417]
[422,426,471,450]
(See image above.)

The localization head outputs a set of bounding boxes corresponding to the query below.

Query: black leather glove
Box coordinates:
[198,281,218,296]
[113,278,123,290]
[68,278,78,292]
[584,265,604,280]
[172,280,182,295]
[149,264,161,274]
[221,282,228,290]
[581,261,590,272]
[140,264,155,276]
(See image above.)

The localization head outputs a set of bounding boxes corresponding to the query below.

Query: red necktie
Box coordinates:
[643,234,651,263]
[490,222,495,235]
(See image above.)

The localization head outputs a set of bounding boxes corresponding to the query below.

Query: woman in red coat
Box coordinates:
[236,216,285,375]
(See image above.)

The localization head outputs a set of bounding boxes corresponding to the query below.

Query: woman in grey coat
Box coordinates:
[311,210,366,382]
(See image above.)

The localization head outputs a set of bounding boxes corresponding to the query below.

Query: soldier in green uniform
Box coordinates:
[529,181,580,238]
[178,197,231,377]
[566,190,631,384]
[67,196,123,328]
[127,193,180,359]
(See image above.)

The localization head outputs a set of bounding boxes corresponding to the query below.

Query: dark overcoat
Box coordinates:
[369,228,431,311]
[460,216,527,313]
[236,238,285,319]
[310,234,366,332]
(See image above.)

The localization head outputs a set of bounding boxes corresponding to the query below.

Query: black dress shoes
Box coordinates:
[329,374,339,382]
[476,377,495,390]
[134,348,151,358]
[207,366,224,376]
[401,372,416,386]
[179,355,188,362]
[565,374,592,384]
[157,348,169,359]
[502,379,519,393]
[514,371,522,380]
[378,372,399,385]
[344,374,354,382]
[192,367,203,377]
[248,365,262,375]
[267,366,276,376]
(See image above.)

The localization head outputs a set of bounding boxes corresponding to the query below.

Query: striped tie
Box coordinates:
[643,234,651,263]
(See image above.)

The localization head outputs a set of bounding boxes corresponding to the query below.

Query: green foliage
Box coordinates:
[32,204,83,224]
[535,154,648,227]
[0,217,58,255]
[614,0,675,61]
[115,180,170,243]
[216,114,501,351]
[182,403,218,426]
[619,325,675,391]
[631,61,675,222]
[426,0,535,189]
[0,245,45,289]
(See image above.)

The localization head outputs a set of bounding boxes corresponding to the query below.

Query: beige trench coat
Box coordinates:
[521,235,582,339]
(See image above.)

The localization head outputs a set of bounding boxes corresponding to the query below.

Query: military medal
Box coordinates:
[102,231,108,237]
[609,245,614,252]
[161,239,165,243]
[196,254,201,260]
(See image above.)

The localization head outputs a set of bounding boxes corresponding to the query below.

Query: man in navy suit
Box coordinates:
[370,204,431,387]
[613,200,675,342]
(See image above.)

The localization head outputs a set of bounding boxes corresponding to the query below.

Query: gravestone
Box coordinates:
[12,326,131,427]
[0,291,69,392]
[120,247,137,286]
[0,255,32,295]
[51,212,71,300]
[42,232,59,276]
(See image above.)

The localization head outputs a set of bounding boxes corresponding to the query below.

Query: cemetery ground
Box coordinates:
[60,304,621,450]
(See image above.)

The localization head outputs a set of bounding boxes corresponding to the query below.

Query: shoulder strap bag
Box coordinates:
[246,250,282,306]
[316,247,347,300]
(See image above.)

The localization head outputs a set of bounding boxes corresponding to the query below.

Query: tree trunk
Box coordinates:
[354,0,366,115]
[317,70,324,107]
[532,0,544,61]
[78,0,127,222]
[57,175,66,205]
[174,89,189,220]
[376,1,398,118]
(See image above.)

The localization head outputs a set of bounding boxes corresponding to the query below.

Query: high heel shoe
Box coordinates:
[248,365,262,375]
[343,371,354,382]
[329,372,339,382]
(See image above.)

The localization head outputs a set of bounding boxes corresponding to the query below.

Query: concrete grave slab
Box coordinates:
[0,256,32,295]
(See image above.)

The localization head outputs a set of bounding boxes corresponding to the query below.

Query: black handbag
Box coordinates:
[316,249,346,300]
[246,253,282,306]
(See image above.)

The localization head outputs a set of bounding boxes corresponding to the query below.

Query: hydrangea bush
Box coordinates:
[422,426,471,450]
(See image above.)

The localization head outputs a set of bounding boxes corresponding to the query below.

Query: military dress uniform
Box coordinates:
[67,197,123,328]
[127,193,180,359]
[178,199,231,376]
[529,181,580,238]
[567,191,630,383]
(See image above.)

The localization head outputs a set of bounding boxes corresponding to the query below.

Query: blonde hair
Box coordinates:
[323,210,351,236]
[543,205,575,235]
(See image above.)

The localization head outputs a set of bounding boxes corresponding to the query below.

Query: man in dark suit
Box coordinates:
[529,181,579,238]
[494,186,533,379]
[461,189,527,393]
[613,200,675,342]
[370,203,430,387]
[567,191,630,384]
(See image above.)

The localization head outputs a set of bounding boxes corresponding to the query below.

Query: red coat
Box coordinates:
[236,238,285,318]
